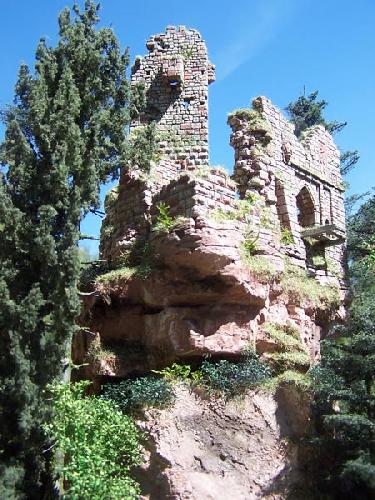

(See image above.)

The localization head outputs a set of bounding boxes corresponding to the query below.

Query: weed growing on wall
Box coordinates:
[280,227,295,246]
[280,262,340,309]
[152,202,189,234]
[241,253,278,282]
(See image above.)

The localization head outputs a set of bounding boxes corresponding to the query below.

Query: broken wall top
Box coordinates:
[130,26,215,169]
[229,96,342,190]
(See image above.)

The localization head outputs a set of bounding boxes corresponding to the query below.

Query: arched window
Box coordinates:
[296,186,316,227]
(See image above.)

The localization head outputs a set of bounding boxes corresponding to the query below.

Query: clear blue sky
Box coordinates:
[1,0,374,255]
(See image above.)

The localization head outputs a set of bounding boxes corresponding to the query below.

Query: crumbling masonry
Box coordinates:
[101,26,346,287]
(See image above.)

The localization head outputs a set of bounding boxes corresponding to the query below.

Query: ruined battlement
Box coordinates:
[100,26,347,288]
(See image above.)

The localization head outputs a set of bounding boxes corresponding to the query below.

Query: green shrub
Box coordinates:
[152,203,188,234]
[200,353,271,396]
[154,363,203,384]
[45,381,141,499]
[101,376,175,414]
[280,262,341,309]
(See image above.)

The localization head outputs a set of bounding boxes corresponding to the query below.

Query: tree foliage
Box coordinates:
[311,195,375,499]
[45,381,141,499]
[0,2,131,496]
[286,90,359,176]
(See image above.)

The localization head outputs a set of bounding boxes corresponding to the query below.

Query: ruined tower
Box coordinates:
[100,26,347,292]
[131,25,215,168]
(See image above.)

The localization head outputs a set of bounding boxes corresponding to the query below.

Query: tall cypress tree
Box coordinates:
[0,2,131,496]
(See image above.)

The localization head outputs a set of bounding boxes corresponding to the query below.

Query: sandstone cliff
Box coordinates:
[135,384,312,500]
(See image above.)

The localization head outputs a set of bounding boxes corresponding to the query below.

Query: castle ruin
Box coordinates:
[101,26,347,288]
[77,28,349,497]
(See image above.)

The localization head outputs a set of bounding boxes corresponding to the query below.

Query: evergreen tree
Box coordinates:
[286,90,359,176]
[311,195,375,499]
[0,2,132,496]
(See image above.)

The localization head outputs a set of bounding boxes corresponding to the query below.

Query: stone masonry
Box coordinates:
[131,25,215,168]
[228,97,347,285]
[101,26,347,288]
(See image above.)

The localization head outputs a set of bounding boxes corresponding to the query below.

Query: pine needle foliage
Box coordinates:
[0,2,132,496]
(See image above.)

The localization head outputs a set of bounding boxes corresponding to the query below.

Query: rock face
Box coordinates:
[135,385,312,500]
[75,214,342,383]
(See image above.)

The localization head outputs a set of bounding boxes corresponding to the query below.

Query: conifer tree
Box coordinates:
[0,2,131,496]
[286,90,359,176]
[311,195,375,499]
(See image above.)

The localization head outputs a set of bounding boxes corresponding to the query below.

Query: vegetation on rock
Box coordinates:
[280,262,341,309]
[101,376,176,414]
[200,352,271,397]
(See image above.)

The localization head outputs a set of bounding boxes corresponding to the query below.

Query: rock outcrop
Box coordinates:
[135,384,313,500]
[75,213,342,385]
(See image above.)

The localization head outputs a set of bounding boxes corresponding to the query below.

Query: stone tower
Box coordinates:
[131,25,215,168]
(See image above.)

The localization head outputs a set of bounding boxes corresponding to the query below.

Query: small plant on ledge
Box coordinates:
[101,376,175,414]
[280,261,341,309]
[152,202,189,234]
[280,227,295,246]
[200,351,271,397]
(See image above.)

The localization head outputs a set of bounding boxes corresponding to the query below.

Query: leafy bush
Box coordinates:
[280,262,341,309]
[45,381,141,499]
[154,363,203,383]
[101,376,175,414]
[153,363,192,382]
[200,353,271,396]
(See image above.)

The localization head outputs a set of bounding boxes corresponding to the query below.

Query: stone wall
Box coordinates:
[100,27,347,292]
[152,168,237,220]
[228,96,347,286]
[131,25,215,169]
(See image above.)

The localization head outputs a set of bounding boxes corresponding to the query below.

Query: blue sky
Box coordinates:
[1,0,374,255]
